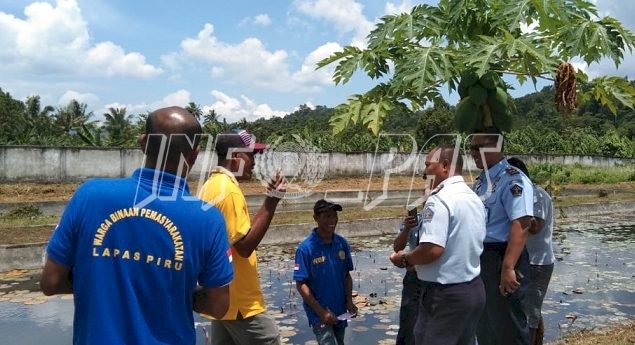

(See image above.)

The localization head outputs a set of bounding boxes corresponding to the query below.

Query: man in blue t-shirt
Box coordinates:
[294,200,358,345]
[40,106,234,345]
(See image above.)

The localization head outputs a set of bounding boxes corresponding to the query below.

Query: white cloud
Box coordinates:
[253,14,272,27]
[576,0,635,79]
[210,66,225,78]
[384,1,413,15]
[0,0,161,78]
[182,23,288,83]
[179,23,337,92]
[85,42,161,78]
[162,89,192,108]
[294,0,374,47]
[58,90,99,105]
[203,90,288,123]
[570,60,591,77]
[98,90,193,117]
[239,13,272,28]
[595,0,635,29]
[161,52,182,71]
[291,42,342,87]
[102,101,149,115]
[583,55,635,80]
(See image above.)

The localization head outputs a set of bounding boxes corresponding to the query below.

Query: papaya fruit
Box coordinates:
[458,81,469,98]
[458,70,478,98]
[469,84,488,106]
[491,106,512,132]
[485,87,511,131]
[455,97,483,133]
[479,71,498,90]
[461,70,479,88]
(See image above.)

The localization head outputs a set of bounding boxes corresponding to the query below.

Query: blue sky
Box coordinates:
[1,0,634,123]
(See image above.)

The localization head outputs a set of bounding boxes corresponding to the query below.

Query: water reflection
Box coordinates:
[0,214,634,344]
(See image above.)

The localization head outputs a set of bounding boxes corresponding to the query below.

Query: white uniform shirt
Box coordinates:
[526,185,555,265]
[415,176,487,284]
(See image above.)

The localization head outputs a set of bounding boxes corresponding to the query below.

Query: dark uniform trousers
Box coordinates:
[477,242,530,345]
[413,276,485,345]
[397,269,423,345]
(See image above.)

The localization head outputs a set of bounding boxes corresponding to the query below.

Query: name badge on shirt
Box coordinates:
[312,256,326,265]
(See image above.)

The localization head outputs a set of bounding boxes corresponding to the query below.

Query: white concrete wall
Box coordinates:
[0,146,632,182]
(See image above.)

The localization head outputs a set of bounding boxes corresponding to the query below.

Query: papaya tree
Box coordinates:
[318,0,635,135]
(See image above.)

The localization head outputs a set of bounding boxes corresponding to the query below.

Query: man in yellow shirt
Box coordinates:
[199,129,286,345]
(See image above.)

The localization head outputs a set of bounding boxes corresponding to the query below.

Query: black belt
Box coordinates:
[420,275,481,288]
[484,242,507,251]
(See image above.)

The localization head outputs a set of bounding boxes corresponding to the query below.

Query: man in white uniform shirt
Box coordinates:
[390,146,486,345]
[508,158,555,345]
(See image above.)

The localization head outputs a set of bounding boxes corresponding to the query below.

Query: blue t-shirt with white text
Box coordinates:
[47,168,233,345]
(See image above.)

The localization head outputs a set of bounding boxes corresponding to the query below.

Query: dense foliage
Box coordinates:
[1,85,634,157]
[318,0,635,135]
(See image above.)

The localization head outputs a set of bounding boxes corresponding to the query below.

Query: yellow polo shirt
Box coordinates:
[198,166,266,320]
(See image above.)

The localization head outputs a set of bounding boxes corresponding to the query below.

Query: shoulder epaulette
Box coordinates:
[505,167,519,175]
[430,184,444,196]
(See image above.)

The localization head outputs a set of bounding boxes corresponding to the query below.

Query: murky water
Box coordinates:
[1,214,634,345]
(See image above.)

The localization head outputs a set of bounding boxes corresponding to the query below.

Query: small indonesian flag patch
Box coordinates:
[226,248,233,263]
[294,263,300,271]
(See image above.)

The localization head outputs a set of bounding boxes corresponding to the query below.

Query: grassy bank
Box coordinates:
[529,163,635,185]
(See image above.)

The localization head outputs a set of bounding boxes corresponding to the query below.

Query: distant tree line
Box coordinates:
[1,86,634,157]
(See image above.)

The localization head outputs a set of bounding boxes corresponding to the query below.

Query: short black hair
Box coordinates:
[435,145,463,172]
[472,126,505,150]
[507,157,530,178]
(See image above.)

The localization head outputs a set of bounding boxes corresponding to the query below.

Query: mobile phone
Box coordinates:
[514,268,524,282]
[408,207,418,226]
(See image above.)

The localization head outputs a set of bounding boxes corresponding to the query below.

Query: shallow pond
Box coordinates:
[1,213,634,345]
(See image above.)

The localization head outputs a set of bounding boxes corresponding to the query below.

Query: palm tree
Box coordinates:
[134,112,149,135]
[202,108,221,134]
[238,117,249,129]
[21,96,55,144]
[54,100,93,135]
[77,123,104,146]
[186,102,203,120]
[103,107,134,146]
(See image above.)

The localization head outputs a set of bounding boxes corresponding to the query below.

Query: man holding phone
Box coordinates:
[390,146,486,345]
[392,205,423,345]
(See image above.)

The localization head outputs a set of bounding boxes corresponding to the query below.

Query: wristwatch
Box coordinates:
[400,253,410,267]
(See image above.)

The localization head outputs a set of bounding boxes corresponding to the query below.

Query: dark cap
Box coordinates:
[215,129,267,157]
[313,199,343,214]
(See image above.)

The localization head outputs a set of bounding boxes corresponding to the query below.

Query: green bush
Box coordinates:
[528,163,635,185]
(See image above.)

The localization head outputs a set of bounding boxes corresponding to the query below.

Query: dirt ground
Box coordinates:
[0,175,428,203]
[2,176,635,204]
[0,225,53,245]
[551,320,635,345]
